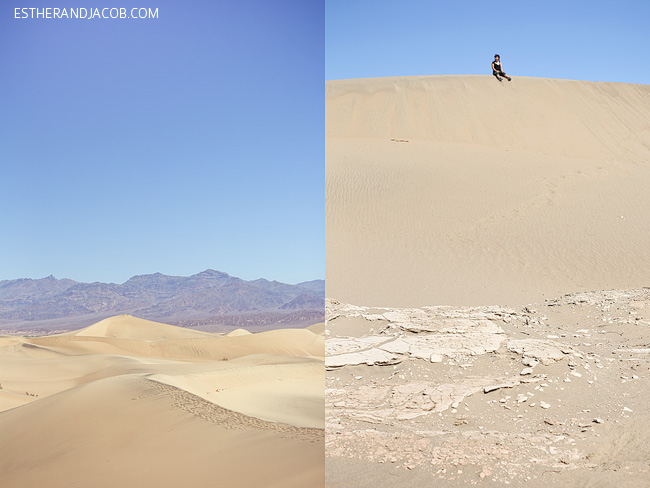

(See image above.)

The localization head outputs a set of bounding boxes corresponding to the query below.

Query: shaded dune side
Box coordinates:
[326,75,650,307]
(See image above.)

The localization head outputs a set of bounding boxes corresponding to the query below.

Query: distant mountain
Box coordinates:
[0,270,324,333]
[0,275,78,300]
[295,280,325,295]
[279,294,325,310]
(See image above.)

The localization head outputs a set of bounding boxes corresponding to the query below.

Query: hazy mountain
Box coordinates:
[279,294,325,310]
[0,270,324,333]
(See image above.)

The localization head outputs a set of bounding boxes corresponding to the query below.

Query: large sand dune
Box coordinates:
[0,316,324,487]
[326,75,650,307]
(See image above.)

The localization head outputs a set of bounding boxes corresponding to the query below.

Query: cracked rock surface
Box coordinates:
[326,289,650,487]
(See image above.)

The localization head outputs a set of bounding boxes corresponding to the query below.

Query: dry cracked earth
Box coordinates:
[325,289,650,487]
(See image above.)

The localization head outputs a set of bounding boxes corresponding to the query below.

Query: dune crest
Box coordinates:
[327,75,650,159]
[68,313,216,339]
[226,327,252,337]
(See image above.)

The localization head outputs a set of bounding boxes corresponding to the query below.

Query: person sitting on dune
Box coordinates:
[491,54,511,82]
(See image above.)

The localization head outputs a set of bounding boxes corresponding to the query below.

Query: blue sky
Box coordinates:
[1,0,324,284]
[326,0,650,85]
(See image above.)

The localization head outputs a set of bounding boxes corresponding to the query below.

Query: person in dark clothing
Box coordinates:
[492,54,511,82]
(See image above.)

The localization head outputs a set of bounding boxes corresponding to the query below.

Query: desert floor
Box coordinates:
[0,315,325,488]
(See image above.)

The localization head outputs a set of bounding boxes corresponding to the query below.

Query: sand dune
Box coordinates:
[307,322,326,335]
[0,316,323,487]
[66,314,219,340]
[151,355,324,428]
[25,315,324,360]
[326,75,650,307]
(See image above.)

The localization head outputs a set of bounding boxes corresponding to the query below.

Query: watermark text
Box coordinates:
[14,7,159,20]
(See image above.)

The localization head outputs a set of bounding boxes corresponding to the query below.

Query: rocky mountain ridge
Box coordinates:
[0,270,324,333]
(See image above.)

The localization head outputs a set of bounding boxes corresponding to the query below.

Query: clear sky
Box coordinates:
[326,0,650,85]
[1,0,324,284]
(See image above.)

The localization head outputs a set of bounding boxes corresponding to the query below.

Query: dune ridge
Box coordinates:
[326,75,650,158]
[23,314,324,360]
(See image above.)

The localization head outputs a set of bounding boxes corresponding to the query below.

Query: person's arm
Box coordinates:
[491,61,496,71]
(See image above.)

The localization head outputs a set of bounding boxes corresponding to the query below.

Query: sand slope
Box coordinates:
[326,75,650,307]
[0,316,323,487]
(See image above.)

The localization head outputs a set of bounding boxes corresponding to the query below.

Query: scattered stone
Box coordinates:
[325,348,402,369]
[507,339,571,365]
[522,357,539,367]
[483,377,521,393]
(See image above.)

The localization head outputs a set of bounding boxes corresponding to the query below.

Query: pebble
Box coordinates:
[540,402,551,409]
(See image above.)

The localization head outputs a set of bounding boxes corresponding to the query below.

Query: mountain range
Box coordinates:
[0,270,324,334]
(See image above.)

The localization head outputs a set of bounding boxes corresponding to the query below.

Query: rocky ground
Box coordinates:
[325,289,650,487]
